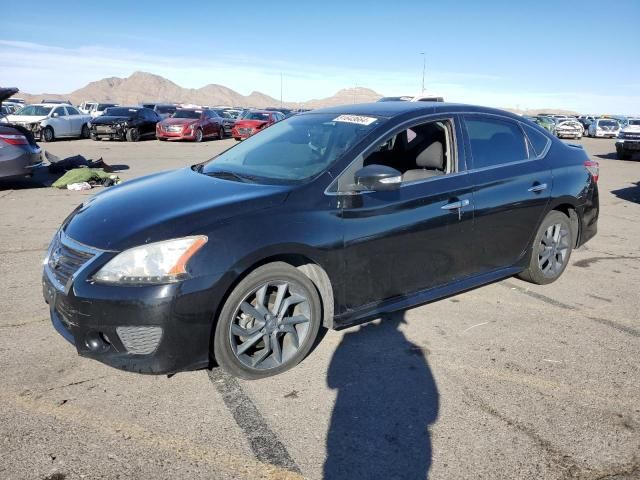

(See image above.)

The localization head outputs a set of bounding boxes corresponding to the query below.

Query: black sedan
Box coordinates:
[43,102,599,379]
[89,106,161,141]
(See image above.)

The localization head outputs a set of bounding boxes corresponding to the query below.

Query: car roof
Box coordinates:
[305,101,523,121]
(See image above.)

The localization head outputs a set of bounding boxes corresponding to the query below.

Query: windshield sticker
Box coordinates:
[333,114,377,126]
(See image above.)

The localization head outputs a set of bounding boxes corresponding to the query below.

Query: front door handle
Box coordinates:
[528,183,548,193]
[441,199,470,210]
[441,199,470,220]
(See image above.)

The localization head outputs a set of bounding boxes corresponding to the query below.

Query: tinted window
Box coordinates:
[465,117,528,168]
[66,106,80,115]
[522,124,550,157]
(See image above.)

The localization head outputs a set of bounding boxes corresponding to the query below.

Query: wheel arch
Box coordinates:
[549,201,580,247]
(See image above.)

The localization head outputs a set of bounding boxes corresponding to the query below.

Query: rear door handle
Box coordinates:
[528,183,548,193]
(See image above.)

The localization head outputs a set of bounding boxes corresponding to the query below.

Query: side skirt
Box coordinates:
[332,266,522,330]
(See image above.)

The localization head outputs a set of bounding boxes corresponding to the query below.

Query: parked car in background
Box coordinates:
[156,109,225,142]
[154,104,177,119]
[615,118,640,160]
[224,109,244,119]
[90,103,119,118]
[378,94,445,102]
[209,109,236,136]
[89,106,160,142]
[588,118,620,138]
[530,116,556,133]
[79,101,98,114]
[42,102,599,379]
[554,118,583,139]
[231,110,284,140]
[2,103,91,142]
[41,99,72,105]
[577,116,594,135]
[0,88,43,180]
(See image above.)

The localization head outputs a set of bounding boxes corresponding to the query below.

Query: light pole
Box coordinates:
[420,52,426,93]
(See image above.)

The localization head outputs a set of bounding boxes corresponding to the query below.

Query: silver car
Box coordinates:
[2,103,92,142]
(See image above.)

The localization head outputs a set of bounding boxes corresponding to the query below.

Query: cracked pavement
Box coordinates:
[0,137,638,479]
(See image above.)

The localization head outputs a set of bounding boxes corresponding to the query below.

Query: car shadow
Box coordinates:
[593,152,640,161]
[611,181,640,204]
[324,310,439,479]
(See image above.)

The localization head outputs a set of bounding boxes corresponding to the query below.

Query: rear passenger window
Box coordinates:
[465,117,528,169]
[522,123,551,157]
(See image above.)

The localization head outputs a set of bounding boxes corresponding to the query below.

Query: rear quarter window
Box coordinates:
[522,123,551,157]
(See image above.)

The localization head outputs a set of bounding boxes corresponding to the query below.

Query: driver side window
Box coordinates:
[335,118,456,191]
[53,107,67,117]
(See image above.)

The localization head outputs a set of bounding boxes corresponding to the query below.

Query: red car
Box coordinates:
[156,109,225,142]
[231,110,284,140]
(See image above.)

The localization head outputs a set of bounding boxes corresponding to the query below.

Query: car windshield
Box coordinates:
[15,105,52,116]
[599,120,618,127]
[244,112,271,121]
[200,113,382,183]
[97,104,115,110]
[105,108,138,116]
[628,119,640,126]
[172,110,201,119]
[157,105,176,114]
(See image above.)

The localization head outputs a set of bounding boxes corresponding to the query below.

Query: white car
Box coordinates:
[89,102,119,118]
[554,118,583,139]
[588,118,620,138]
[79,101,98,114]
[615,118,640,160]
[2,103,92,142]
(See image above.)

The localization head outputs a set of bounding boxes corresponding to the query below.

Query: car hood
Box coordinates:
[63,167,291,251]
[6,115,48,124]
[235,120,268,128]
[621,125,640,133]
[161,118,197,126]
[91,115,133,125]
[556,121,582,129]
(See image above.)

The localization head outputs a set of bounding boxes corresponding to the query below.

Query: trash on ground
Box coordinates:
[52,168,120,189]
[67,182,93,191]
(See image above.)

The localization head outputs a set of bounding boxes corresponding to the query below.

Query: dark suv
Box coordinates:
[43,102,599,379]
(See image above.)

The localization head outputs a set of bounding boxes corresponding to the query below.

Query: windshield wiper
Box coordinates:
[203,170,258,183]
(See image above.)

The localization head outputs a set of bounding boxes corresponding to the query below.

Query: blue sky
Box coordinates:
[1,0,638,113]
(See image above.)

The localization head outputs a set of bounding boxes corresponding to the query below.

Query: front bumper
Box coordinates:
[42,232,225,374]
[616,139,640,151]
[156,129,197,141]
[594,131,618,138]
[90,126,126,141]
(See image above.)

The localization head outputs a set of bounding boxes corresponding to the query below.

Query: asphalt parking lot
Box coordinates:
[0,136,639,480]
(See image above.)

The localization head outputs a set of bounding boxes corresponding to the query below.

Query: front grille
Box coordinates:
[96,125,114,133]
[116,326,163,355]
[239,128,253,134]
[48,234,96,289]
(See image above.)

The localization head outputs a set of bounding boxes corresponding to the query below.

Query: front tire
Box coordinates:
[518,211,573,285]
[194,128,203,143]
[125,127,140,142]
[213,262,322,380]
[617,148,632,160]
[218,126,225,139]
[81,124,90,139]
[42,126,55,142]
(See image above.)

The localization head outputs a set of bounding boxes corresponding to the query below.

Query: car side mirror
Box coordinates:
[52,113,59,118]
[354,164,402,191]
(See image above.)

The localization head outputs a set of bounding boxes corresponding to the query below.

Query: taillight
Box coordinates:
[0,133,28,145]
[584,160,599,182]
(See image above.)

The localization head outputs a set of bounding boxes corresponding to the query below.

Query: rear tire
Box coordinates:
[218,126,225,139]
[518,211,573,285]
[194,128,203,143]
[213,262,322,380]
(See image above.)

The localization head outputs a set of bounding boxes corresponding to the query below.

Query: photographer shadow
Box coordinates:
[324,310,439,479]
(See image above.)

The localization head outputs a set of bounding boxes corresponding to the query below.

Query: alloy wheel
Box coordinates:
[229,281,311,370]
[538,223,570,277]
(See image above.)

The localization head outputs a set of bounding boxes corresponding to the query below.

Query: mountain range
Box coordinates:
[17,71,383,109]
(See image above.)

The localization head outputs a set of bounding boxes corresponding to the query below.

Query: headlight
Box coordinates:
[93,235,207,285]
